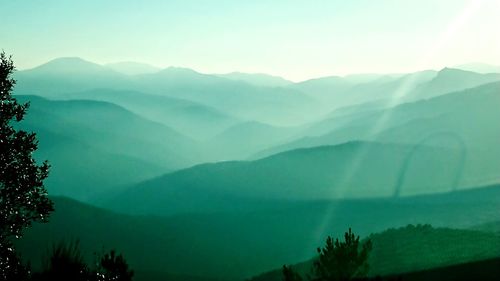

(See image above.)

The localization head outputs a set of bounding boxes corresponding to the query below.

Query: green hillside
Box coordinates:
[249,225,500,281]
[106,141,488,215]
[16,190,500,281]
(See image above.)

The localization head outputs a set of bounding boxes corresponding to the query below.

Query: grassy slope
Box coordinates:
[249,225,500,281]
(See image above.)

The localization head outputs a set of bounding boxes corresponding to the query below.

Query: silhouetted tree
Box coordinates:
[0,51,53,280]
[282,265,302,281]
[96,250,134,281]
[311,228,372,281]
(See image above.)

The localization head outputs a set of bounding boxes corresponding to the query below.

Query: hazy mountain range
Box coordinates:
[14,58,500,201]
[12,57,500,281]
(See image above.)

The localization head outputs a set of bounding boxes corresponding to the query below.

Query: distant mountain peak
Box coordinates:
[42,57,97,66]
[439,67,460,72]
[436,67,478,77]
[26,57,109,74]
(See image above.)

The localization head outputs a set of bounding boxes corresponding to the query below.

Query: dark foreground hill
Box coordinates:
[249,224,500,281]
[387,257,500,281]
[16,185,500,280]
[252,257,500,281]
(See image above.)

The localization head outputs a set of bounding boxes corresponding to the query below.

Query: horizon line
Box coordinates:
[15,56,500,83]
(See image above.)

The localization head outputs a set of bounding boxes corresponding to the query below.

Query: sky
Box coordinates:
[1,0,499,81]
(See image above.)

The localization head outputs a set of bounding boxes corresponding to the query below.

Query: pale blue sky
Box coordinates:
[1,0,499,80]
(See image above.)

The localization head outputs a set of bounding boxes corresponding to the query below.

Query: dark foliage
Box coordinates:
[282,265,302,281]
[0,51,53,280]
[33,240,89,281]
[96,249,134,281]
[280,228,372,281]
[311,228,372,281]
[33,240,134,281]
[0,242,30,281]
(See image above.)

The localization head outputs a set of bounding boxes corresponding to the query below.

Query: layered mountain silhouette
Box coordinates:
[11,57,500,281]
[56,89,239,140]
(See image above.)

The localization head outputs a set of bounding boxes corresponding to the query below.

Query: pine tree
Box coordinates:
[96,250,134,281]
[0,51,53,280]
[312,228,372,281]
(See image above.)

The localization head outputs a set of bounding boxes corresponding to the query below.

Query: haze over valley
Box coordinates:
[7,56,500,280]
[2,1,500,280]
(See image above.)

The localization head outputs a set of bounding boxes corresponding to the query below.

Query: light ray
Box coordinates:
[308,0,484,252]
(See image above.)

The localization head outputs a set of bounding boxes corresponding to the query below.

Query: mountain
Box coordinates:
[105,61,161,75]
[135,67,316,125]
[217,72,293,87]
[256,82,500,184]
[24,57,107,74]
[15,58,319,126]
[18,95,199,168]
[104,141,489,216]
[288,68,500,116]
[287,99,391,141]
[290,70,438,110]
[61,89,300,156]
[291,75,352,105]
[17,59,497,127]
[455,62,500,74]
[410,68,500,100]
[17,187,500,280]
[13,57,134,96]
[15,95,203,200]
[338,70,438,107]
[30,128,165,201]
[57,89,239,140]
